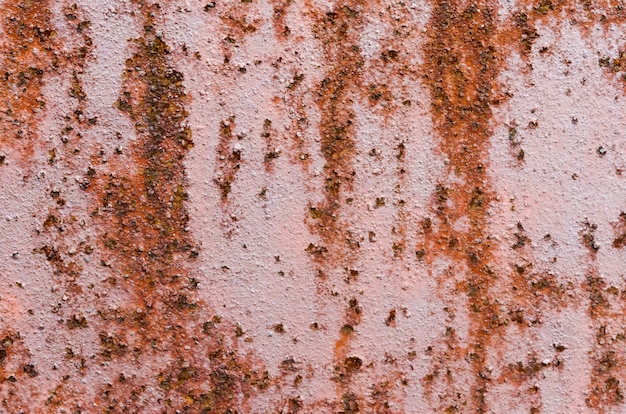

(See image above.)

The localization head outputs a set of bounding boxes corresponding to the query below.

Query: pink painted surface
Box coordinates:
[1,0,626,413]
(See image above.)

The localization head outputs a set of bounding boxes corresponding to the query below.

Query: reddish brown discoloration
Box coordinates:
[219,0,261,62]
[0,330,38,410]
[262,118,280,172]
[498,355,553,413]
[4,0,626,411]
[308,4,372,409]
[304,3,413,409]
[33,1,94,300]
[0,1,92,163]
[0,0,56,158]
[309,5,363,252]
[283,71,313,169]
[269,0,293,39]
[600,50,626,78]
[420,1,584,411]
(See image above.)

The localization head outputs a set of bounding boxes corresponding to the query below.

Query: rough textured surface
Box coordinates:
[1,0,626,412]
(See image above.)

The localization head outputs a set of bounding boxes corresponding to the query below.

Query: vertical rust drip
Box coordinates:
[3,0,626,411]
[422,2,500,411]
[88,3,270,412]
[270,0,293,39]
[419,1,609,411]
[310,4,366,410]
[311,5,363,249]
[214,115,240,201]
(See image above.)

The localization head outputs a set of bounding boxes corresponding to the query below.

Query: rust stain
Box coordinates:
[214,115,241,201]
[3,5,96,408]
[218,0,261,63]
[303,3,411,411]
[309,4,363,251]
[0,0,92,161]
[34,1,94,290]
[0,0,57,159]
[269,0,293,39]
[305,3,423,410]
[262,118,280,172]
[0,330,38,411]
[86,3,269,412]
[280,69,312,171]
[588,10,626,410]
[580,218,626,411]
[421,2,502,411]
[309,4,367,410]
[420,1,581,412]
[4,0,626,411]
[0,0,96,179]
[612,212,626,249]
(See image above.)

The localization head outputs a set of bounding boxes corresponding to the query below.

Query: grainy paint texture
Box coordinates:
[1,0,626,413]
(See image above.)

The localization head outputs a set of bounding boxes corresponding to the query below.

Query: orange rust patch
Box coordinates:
[269,0,293,39]
[309,4,368,407]
[309,4,363,252]
[0,0,94,174]
[0,0,57,159]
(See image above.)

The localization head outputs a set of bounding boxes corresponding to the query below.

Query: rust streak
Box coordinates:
[419,1,616,411]
[310,4,366,409]
[422,2,500,411]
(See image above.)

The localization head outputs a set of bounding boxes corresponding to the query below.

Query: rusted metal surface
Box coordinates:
[2,0,626,412]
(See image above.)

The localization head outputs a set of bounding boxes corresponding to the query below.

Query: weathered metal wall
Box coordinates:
[1,0,626,412]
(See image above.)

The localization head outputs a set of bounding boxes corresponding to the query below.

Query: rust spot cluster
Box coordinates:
[580,218,626,411]
[0,331,36,410]
[0,0,57,159]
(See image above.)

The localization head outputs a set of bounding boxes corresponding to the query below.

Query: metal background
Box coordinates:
[1,0,626,412]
